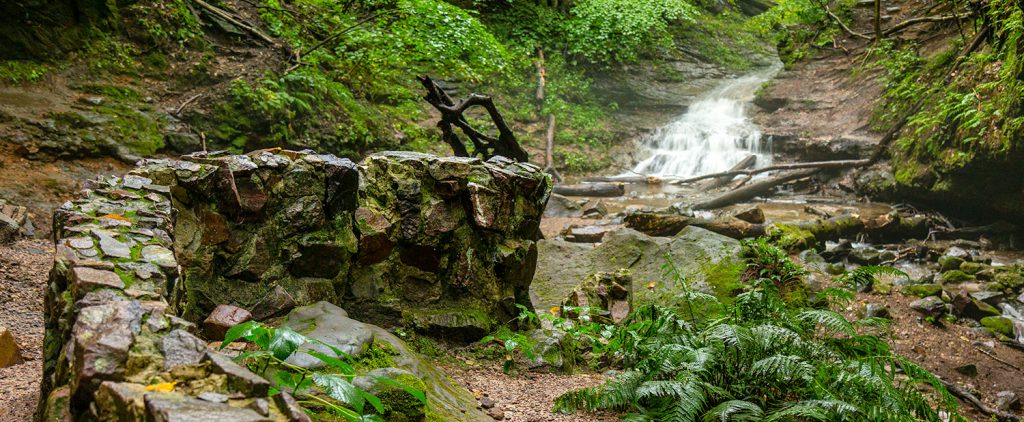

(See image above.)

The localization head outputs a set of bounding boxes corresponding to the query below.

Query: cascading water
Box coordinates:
[631,64,782,178]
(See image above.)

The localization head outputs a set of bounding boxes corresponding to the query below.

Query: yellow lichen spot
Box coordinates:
[646,281,657,290]
[145,381,177,392]
[549,306,560,315]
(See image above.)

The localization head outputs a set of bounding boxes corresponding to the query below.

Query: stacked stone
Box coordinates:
[40,149,550,420]
[40,161,306,421]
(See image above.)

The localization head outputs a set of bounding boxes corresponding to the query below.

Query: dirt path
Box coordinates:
[0,239,52,422]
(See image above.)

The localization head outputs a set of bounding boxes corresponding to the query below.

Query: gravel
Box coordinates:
[0,239,51,422]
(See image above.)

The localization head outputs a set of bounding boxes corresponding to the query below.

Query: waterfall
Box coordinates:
[630,64,781,178]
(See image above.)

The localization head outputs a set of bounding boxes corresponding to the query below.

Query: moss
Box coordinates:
[701,259,746,303]
[959,262,984,275]
[375,373,427,422]
[93,104,165,155]
[353,341,399,373]
[938,256,965,272]
[980,316,1015,338]
[0,60,50,84]
[901,284,942,297]
[765,224,819,252]
[940,270,975,284]
[75,84,144,102]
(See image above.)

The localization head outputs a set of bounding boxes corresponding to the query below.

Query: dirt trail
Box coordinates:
[0,239,51,422]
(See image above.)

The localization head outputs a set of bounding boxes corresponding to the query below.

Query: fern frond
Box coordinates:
[702,400,765,422]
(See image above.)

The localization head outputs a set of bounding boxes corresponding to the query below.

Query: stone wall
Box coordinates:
[39,149,549,420]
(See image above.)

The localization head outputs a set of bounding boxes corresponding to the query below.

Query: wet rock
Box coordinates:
[910,296,948,316]
[848,247,881,265]
[281,302,373,369]
[562,225,612,243]
[144,391,271,422]
[0,326,23,367]
[202,305,253,341]
[861,303,891,319]
[996,391,1020,411]
[560,270,632,324]
[970,291,1005,307]
[821,240,853,262]
[981,316,1015,337]
[543,194,582,218]
[732,206,765,224]
[161,329,207,370]
[203,351,271,396]
[581,199,608,218]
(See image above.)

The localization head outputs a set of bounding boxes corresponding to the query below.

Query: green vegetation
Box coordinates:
[220,321,427,421]
[551,240,963,420]
[747,0,852,66]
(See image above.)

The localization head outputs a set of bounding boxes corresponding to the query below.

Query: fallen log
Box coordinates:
[583,175,661,184]
[552,183,625,197]
[672,159,867,186]
[699,154,756,190]
[624,213,765,239]
[941,379,1021,422]
[693,169,820,210]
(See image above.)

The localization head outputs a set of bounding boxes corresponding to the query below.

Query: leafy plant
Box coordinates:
[220,321,426,421]
[480,326,538,374]
[553,239,964,421]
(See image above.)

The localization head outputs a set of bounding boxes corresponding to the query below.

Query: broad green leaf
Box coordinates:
[220,321,262,349]
[313,373,365,414]
[304,349,356,375]
[269,327,308,360]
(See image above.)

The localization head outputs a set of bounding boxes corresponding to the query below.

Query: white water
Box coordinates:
[630,64,782,178]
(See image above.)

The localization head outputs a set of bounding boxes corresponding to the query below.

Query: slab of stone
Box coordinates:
[161,329,208,371]
[202,305,253,341]
[95,381,148,421]
[71,267,125,298]
[203,351,270,396]
[144,392,271,422]
[281,301,372,369]
[94,230,131,258]
[141,245,177,269]
[273,392,311,422]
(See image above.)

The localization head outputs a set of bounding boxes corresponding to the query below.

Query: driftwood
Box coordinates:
[693,169,820,210]
[552,183,625,197]
[699,154,757,190]
[192,0,278,45]
[419,76,529,162]
[941,379,1021,422]
[882,13,973,36]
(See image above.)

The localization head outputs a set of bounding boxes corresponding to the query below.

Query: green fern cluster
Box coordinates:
[554,242,962,421]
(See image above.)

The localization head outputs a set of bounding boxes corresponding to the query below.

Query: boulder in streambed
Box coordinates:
[532,227,744,313]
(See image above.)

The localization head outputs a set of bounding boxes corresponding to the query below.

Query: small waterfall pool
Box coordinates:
[630,63,782,178]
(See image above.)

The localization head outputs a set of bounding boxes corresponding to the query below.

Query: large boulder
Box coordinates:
[532,226,744,314]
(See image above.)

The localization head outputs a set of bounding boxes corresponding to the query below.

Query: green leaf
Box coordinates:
[359,390,384,414]
[220,321,263,349]
[313,373,365,414]
[304,350,356,375]
[269,327,307,361]
[370,376,428,404]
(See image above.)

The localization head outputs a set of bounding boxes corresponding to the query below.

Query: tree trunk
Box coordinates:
[693,169,820,210]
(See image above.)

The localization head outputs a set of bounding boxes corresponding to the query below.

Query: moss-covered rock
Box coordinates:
[901,284,942,297]
[980,316,1015,338]
[941,270,976,284]
[765,223,819,251]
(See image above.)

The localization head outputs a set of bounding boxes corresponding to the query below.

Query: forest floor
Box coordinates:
[0,239,51,422]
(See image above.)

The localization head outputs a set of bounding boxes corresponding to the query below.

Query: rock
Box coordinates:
[848,247,881,265]
[533,227,743,314]
[543,194,582,218]
[248,398,270,416]
[944,246,972,261]
[560,270,632,324]
[970,291,1005,307]
[161,329,207,370]
[141,245,176,269]
[562,225,612,243]
[273,392,311,422]
[71,267,125,299]
[981,316,1015,337]
[525,329,569,369]
[960,261,985,274]
[820,240,853,262]
[487,406,505,420]
[0,326,23,367]
[480,396,497,409]
[910,296,948,316]
[797,249,827,272]
[861,303,891,319]
[581,199,608,218]
[71,301,145,406]
[95,381,148,421]
[95,231,132,259]
[0,199,34,243]
[732,206,765,224]
[901,284,942,298]
[203,351,271,396]
[954,364,978,377]
[941,270,976,284]
[197,392,229,403]
[281,302,373,370]
[996,391,1020,411]
[952,290,1001,320]
[939,256,966,272]
[144,392,271,422]
[202,305,253,341]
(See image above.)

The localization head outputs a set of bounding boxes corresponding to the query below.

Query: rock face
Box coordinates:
[532,226,744,313]
[560,270,633,324]
[40,150,548,421]
[169,151,547,337]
